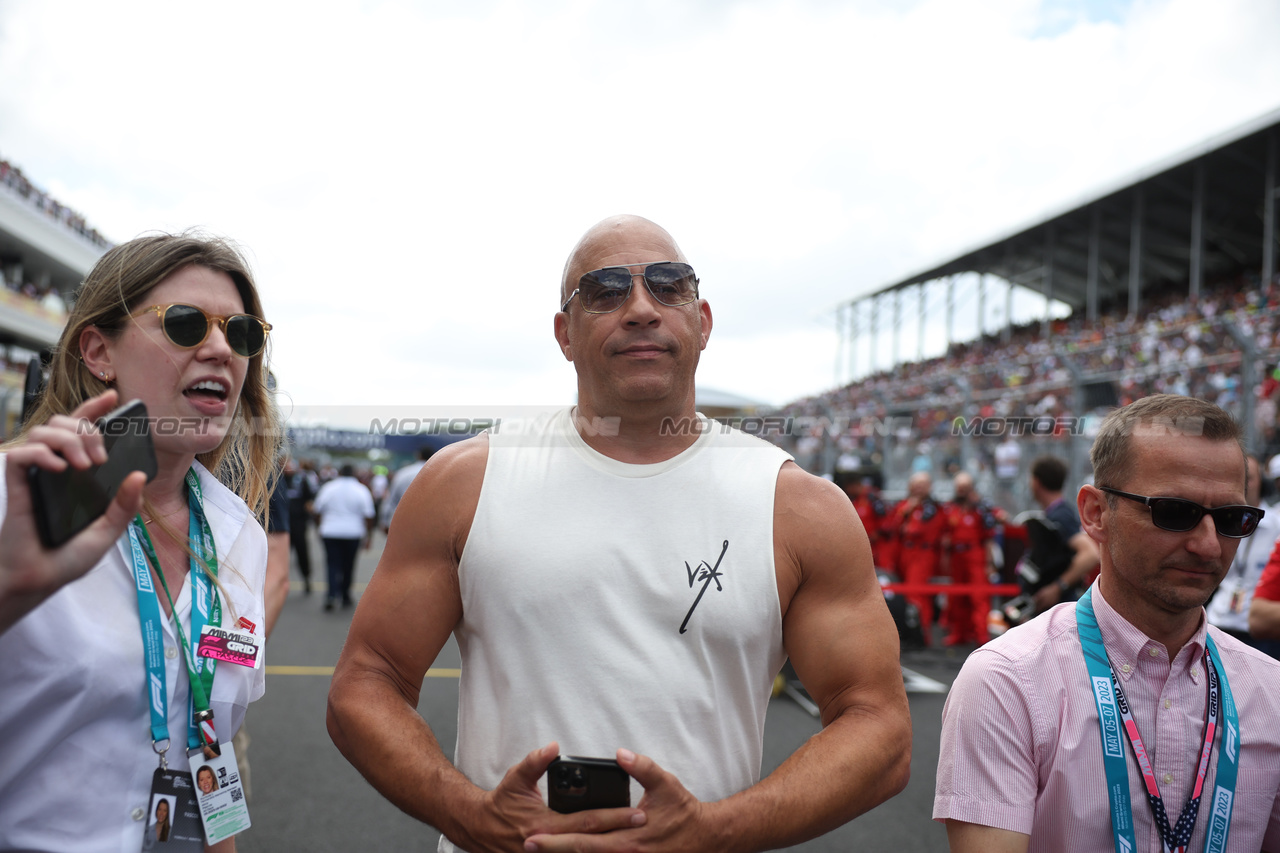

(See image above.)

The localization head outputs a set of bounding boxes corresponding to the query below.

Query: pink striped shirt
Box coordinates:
[934,583,1280,851]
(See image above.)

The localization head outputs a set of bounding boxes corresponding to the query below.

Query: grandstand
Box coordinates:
[783,107,1280,514]
[0,158,111,434]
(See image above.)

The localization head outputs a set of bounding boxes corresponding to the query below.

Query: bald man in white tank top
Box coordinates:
[328,215,911,853]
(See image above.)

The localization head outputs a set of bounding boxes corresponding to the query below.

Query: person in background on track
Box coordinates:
[312,463,375,611]
[942,472,1004,646]
[891,471,949,644]
[1027,455,1100,614]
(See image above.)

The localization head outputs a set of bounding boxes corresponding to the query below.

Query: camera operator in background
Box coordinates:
[1025,454,1100,614]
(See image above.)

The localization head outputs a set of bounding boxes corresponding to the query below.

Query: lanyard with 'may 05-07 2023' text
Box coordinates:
[1077,587,1240,853]
[127,467,222,767]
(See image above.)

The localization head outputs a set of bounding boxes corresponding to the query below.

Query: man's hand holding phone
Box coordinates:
[440,743,644,853]
[0,391,149,634]
[525,748,720,853]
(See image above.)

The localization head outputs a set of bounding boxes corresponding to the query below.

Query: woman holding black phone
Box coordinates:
[0,232,281,852]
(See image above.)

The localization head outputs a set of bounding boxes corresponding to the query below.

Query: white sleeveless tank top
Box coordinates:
[442,409,790,851]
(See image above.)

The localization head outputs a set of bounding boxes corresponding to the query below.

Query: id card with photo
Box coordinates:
[188,738,251,844]
[141,768,203,850]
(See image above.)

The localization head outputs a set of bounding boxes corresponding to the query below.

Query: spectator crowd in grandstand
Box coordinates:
[776,271,1280,509]
[0,157,111,249]
[0,269,66,314]
[0,156,112,408]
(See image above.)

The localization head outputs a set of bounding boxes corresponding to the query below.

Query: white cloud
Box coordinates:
[2,0,1277,416]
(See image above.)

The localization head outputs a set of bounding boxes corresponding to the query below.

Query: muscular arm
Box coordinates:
[327,438,641,851]
[529,464,912,852]
[700,463,913,849]
[326,438,484,837]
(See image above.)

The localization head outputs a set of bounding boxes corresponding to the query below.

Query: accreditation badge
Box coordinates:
[197,624,262,669]
[141,767,203,850]
[188,738,252,844]
[1229,583,1247,614]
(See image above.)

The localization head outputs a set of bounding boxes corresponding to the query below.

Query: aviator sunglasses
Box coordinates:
[560,261,700,314]
[1100,487,1264,538]
[131,303,272,358]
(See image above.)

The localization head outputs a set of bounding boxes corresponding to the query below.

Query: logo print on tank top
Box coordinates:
[680,539,729,634]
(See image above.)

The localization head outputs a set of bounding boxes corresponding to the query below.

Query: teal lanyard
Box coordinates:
[128,468,221,759]
[1077,588,1239,853]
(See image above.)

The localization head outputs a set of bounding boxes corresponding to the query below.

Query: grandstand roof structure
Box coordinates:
[838,106,1280,373]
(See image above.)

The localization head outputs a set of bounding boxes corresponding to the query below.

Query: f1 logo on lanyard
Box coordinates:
[1077,588,1240,853]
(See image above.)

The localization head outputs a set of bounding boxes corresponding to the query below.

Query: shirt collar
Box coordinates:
[1090,580,1208,670]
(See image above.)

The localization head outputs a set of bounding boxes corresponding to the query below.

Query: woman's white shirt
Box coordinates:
[0,458,267,853]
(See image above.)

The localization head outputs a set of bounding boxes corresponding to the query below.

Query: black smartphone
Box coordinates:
[546,756,630,814]
[27,399,157,548]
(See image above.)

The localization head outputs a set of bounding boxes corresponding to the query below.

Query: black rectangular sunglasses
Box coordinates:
[1100,487,1263,538]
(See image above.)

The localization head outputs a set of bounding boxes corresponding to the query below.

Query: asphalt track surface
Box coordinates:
[237,528,968,852]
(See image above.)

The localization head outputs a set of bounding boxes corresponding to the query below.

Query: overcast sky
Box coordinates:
[2,0,1278,426]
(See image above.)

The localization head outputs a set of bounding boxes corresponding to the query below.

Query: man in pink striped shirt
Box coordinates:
[935,394,1280,852]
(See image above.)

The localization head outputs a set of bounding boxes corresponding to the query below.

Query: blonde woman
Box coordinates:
[0,232,281,852]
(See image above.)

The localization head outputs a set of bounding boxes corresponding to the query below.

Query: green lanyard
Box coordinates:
[130,468,222,754]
